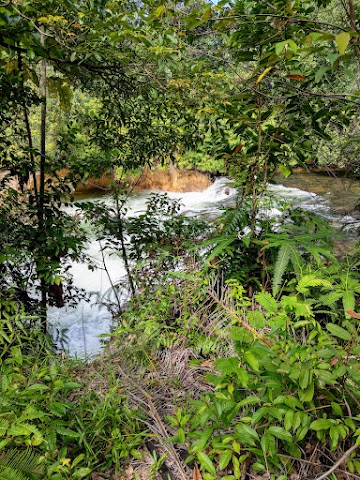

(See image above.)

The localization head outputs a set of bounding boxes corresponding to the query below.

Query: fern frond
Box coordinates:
[202,235,237,264]
[288,244,303,280]
[272,243,292,297]
[0,466,28,480]
[296,275,333,294]
[0,449,44,480]
[0,420,9,436]
[318,292,343,306]
[254,292,278,313]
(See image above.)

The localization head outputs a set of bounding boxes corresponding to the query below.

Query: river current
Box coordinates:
[48,174,360,357]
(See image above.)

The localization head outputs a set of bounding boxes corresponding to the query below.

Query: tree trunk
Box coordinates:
[39,27,48,333]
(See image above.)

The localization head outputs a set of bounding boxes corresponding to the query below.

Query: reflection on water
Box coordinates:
[274,172,360,217]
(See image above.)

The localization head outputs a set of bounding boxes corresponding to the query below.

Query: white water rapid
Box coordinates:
[48,176,360,357]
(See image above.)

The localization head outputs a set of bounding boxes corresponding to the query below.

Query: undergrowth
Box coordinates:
[1,196,360,480]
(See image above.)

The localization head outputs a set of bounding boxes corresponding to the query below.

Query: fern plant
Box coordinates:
[261,209,339,296]
[0,449,44,480]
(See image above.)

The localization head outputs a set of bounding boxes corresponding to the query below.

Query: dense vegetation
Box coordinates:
[1,0,360,479]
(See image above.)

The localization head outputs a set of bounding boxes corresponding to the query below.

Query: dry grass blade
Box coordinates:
[207,289,272,347]
[116,365,189,480]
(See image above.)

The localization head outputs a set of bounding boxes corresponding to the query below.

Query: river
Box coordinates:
[48,173,360,357]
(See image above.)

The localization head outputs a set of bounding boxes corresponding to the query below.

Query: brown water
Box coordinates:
[273,172,360,218]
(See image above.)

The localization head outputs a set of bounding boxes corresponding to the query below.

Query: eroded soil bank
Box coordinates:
[76,167,211,193]
[1,167,211,195]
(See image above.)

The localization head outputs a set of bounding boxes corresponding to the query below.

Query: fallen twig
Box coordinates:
[314,443,360,480]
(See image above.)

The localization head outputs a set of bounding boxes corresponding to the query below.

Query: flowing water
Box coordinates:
[48,173,360,357]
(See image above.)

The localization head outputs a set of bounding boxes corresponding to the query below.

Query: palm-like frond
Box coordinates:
[0,450,44,480]
[272,242,292,297]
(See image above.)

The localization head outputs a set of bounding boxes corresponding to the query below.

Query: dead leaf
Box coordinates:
[256,66,272,84]
[193,464,203,480]
[233,143,244,154]
[91,474,105,480]
[286,74,306,81]
[346,310,360,319]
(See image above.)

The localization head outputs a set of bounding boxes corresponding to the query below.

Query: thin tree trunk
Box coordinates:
[39,27,47,332]
[115,195,136,297]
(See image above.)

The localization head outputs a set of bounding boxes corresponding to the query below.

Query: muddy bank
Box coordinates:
[1,167,211,194]
[131,167,211,192]
[76,167,211,193]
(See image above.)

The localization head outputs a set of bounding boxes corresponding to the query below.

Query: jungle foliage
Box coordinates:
[1,0,360,478]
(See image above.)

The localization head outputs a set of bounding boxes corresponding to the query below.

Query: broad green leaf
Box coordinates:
[288,39,298,54]
[279,164,292,178]
[243,351,260,373]
[235,423,259,446]
[232,455,241,479]
[267,426,293,442]
[296,425,309,441]
[343,290,355,317]
[310,419,334,431]
[198,452,216,476]
[326,323,352,341]
[275,41,288,55]
[238,396,261,408]
[299,382,314,403]
[154,5,165,18]
[219,450,232,470]
[335,32,350,54]
[284,410,294,431]
[56,426,80,437]
[73,468,92,479]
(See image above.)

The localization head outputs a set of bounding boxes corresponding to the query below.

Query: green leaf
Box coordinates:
[314,66,328,83]
[299,382,314,403]
[275,41,288,55]
[310,419,334,431]
[243,351,260,373]
[284,410,294,431]
[288,39,298,54]
[279,164,292,178]
[296,275,332,294]
[55,426,80,437]
[235,424,259,446]
[272,243,292,296]
[326,323,352,341]
[267,426,293,442]
[154,5,165,18]
[343,290,355,317]
[71,454,85,468]
[255,292,278,313]
[198,452,216,476]
[219,450,233,470]
[238,396,261,408]
[25,384,50,392]
[178,428,185,444]
[335,32,350,54]
[73,467,92,479]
